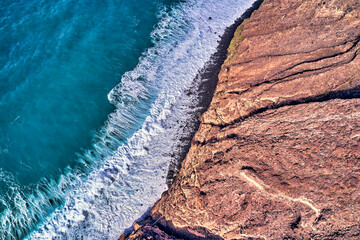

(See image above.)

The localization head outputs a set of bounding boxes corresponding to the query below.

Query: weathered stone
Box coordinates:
[154,99,360,239]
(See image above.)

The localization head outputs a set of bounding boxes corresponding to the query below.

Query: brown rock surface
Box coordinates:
[123,0,360,239]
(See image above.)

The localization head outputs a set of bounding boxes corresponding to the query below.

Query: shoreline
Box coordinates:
[122,0,265,238]
[166,0,265,186]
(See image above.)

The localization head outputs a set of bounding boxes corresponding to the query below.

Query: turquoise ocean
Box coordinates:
[0,0,255,239]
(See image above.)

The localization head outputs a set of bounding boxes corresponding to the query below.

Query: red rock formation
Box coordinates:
[122,0,360,239]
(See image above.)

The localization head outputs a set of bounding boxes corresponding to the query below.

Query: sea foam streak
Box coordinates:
[27,0,255,239]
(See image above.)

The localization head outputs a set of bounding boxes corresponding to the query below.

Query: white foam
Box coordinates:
[28,0,255,239]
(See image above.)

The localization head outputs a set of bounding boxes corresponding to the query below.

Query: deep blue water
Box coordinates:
[0,0,176,238]
[0,0,255,239]
[0,0,176,186]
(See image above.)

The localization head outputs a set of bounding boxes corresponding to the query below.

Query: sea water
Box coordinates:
[0,0,255,239]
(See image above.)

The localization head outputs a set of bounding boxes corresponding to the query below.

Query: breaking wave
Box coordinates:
[16,0,256,239]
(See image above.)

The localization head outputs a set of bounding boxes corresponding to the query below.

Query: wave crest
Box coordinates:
[22,0,256,239]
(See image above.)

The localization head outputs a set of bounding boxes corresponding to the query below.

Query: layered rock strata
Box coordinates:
[122,0,360,239]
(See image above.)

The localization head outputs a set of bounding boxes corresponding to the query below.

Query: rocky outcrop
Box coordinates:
[122,0,360,239]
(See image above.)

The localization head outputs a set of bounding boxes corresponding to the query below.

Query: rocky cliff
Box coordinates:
[122,0,360,239]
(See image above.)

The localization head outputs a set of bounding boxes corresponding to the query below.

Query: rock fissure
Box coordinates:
[273,37,360,75]
[194,88,360,146]
[211,87,360,129]
[223,46,360,100]
[227,36,360,71]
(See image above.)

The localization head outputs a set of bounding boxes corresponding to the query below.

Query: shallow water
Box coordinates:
[0,0,255,239]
